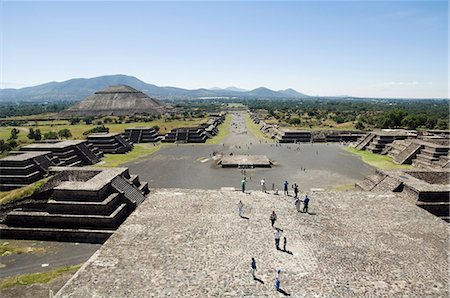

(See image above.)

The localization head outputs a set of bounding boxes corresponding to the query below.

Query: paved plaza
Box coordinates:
[57,189,448,297]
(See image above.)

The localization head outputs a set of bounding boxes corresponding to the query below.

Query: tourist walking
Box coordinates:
[241,177,246,193]
[303,194,310,213]
[251,257,257,279]
[295,197,301,212]
[261,178,266,193]
[284,180,289,196]
[294,183,299,199]
[274,228,282,250]
[275,268,284,290]
[270,211,277,227]
[238,200,244,217]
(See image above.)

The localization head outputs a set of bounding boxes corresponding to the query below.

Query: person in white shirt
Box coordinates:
[274,228,282,250]
[261,178,266,193]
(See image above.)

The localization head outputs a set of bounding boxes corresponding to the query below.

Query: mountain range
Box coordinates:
[0,75,310,102]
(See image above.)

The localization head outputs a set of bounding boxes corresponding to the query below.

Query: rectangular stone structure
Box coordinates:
[219,155,272,168]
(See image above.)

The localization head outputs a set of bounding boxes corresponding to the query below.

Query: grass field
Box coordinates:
[0,265,81,289]
[95,143,162,167]
[0,178,49,206]
[243,112,275,142]
[343,146,413,170]
[0,118,209,149]
[205,114,232,144]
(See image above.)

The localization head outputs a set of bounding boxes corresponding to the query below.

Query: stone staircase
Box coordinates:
[355,171,387,191]
[355,133,375,150]
[0,167,149,243]
[412,143,450,169]
[389,141,423,164]
[87,133,133,154]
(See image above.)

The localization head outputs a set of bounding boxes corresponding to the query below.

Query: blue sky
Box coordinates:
[1,1,448,98]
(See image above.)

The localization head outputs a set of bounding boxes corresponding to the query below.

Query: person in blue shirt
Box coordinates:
[283,180,289,196]
[251,257,257,279]
[303,194,310,213]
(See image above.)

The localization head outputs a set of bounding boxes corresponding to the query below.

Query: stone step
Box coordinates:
[355,179,375,191]
[0,163,38,175]
[0,170,44,184]
[46,193,122,215]
[5,203,128,229]
[139,182,150,195]
[0,225,113,244]
[0,183,29,191]
[128,174,140,186]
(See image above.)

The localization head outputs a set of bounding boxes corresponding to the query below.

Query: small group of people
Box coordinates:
[250,210,289,292]
[295,194,310,213]
[251,258,285,292]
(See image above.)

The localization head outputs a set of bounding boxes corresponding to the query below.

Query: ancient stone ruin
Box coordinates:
[0,151,55,191]
[218,155,272,168]
[87,133,133,154]
[122,127,160,143]
[0,166,149,243]
[21,140,103,166]
[251,113,364,143]
[162,116,224,143]
[60,85,169,117]
[356,169,449,222]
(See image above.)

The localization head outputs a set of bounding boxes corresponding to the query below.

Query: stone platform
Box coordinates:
[56,189,448,297]
[218,155,272,168]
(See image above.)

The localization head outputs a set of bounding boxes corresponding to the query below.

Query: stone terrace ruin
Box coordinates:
[356,169,450,222]
[250,114,364,143]
[0,151,55,191]
[21,140,103,166]
[355,130,412,153]
[162,116,224,143]
[218,155,272,168]
[87,133,133,154]
[122,127,160,143]
[0,167,149,243]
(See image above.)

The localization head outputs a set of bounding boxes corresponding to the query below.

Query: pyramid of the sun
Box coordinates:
[61,85,168,117]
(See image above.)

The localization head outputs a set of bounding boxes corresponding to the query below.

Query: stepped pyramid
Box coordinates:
[61,85,168,117]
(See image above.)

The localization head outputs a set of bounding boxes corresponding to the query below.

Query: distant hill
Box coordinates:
[0,75,310,102]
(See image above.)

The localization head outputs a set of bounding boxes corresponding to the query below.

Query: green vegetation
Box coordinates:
[204,98,449,131]
[0,102,73,119]
[243,112,274,142]
[343,146,413,170]
[0,178,49,206]
[205,114,232,144]
[332,184,356,191]
[0,264,81,289]
[1,241,46,256]
[95,143,161,167]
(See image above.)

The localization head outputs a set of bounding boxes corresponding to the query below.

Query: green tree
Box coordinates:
[70,117,81,125]
[44,131,58,140]
[355,121,365,130]
[9,128,20,140]
[436,119,449,130]
[28,128,36,140]
[83,116,94,125]
[58,128,72,138]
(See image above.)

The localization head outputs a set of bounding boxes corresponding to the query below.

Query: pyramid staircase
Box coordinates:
[0,151,56,191]
[0,167,149,243]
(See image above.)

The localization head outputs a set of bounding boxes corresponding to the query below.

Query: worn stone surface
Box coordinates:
[219,155,271,167]
[57,189,448,297]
